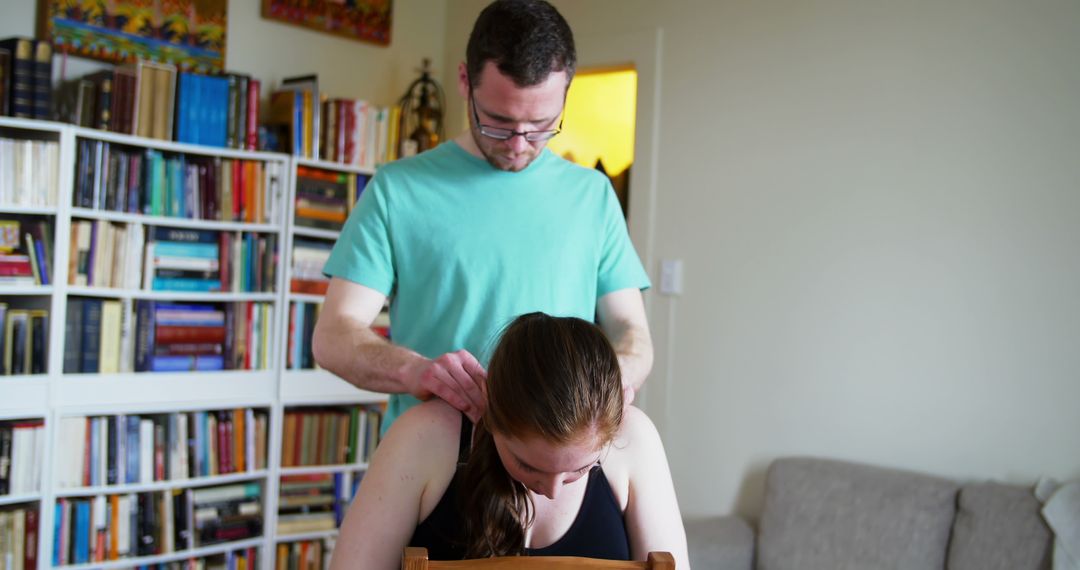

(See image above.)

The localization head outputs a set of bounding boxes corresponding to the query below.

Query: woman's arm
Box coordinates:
[618,407,691,569]
[329,402,459,570]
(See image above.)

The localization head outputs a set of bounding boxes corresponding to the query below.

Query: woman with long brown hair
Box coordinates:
[329,313,690,568]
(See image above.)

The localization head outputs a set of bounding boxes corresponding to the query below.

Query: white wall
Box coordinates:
[446,0,1080,519]
[1,0,447,106]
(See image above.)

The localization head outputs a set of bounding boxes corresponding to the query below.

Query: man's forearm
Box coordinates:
[609,322,654,391]
[311,315,425,394]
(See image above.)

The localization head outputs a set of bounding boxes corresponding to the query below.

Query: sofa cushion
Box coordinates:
[685,515,755,570]
[757,457,959,570]
[947,482,1052,570]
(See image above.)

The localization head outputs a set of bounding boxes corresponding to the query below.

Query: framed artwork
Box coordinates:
[261,0,392,46]
[37,0,228,73]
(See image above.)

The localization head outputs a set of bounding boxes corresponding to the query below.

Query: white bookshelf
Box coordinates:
[0,118,389,570]
[267,157,386,558]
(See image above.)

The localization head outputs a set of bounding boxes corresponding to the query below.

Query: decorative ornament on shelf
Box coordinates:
[396,58,445,159]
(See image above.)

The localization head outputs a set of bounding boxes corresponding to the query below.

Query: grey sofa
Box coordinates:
[686,457,1052,570]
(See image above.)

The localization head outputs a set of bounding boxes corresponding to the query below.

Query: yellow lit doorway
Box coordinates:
[548,67,637,218]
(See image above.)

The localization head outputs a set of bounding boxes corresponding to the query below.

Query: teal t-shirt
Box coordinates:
[323,141,650,430]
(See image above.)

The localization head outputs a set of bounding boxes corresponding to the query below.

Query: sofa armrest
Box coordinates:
[684,515,754,570]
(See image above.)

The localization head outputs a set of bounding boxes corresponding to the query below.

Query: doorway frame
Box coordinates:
[574,28,669,432]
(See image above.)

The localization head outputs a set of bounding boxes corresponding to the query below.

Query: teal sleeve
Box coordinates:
[323,173,395,296]
[597,182,651,296]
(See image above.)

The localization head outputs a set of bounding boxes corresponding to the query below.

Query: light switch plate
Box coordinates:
[660,259,683,295]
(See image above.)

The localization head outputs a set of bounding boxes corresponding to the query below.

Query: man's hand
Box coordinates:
[401,350,488,422]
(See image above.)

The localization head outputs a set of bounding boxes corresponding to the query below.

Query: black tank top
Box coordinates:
[408,416,631,560]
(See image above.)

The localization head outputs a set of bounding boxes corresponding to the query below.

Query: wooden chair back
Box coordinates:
[401,547,675,569]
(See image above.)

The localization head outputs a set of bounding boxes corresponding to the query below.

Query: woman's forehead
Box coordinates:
[498,430,602,473]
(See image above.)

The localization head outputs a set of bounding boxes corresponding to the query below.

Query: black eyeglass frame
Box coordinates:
[469,91,564,142]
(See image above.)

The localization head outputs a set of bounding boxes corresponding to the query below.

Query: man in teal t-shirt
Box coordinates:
[314,0,652,432]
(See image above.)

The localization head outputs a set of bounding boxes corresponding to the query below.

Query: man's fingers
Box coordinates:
[456,350,489,402]
[436,353,485,411]
[459,351,487,380]
[423,368,472,414]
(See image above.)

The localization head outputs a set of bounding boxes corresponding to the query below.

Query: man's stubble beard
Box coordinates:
[471,128,540,173]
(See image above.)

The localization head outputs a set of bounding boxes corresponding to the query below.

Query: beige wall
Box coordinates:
[1,0,447,106]
[446,0,1080,519]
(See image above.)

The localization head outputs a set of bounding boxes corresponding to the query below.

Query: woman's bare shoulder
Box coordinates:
[378,400,463,463]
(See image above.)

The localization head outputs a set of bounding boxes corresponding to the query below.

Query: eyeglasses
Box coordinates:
[469,93,563,142]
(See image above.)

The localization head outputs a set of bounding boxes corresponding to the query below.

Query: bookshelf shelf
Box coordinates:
[287,292,325,303]
[274,529,339,543]
[294,157,375,176]
[73,126,288,163]
[280,369,388,405]
[0,116,68,133]
[55,470,269,498]
[0,205,58,216]
[0,493,41,507]
[69,207,281,233]
[279,463,369,476]
[291,226,341,241]
[57,536,266,570]
[54,371,277,410]
[66,286,277,302]
[0,285,54,295]
[0,378,48,415]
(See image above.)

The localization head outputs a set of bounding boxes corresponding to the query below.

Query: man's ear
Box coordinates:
[457,62,470,99]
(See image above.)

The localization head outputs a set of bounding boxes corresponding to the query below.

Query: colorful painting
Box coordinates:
[261,0,392,46]
[38,0,228,73]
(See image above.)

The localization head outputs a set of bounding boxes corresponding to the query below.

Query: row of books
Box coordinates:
[0,506,39,570]
[0,218,52,286]
[286,302,321,371]
[1,306,47,376]
[68,220,139,290]
[52,484,263,565]
[75,140,283,224]
[281,407,382,468]
[68,223,278,294]
[276,472,360,536]
[136,301,274,373]
[317,99,401,169]
[293,167,367,233]
[0,137,59,208]
[55,410,269,489]
[55,59,262,151]
[275,538,333,570]
[63,299,274,373]
[264,75,401,167]
[176,72,261,150]
[0,37,52,119]
[0,420,44,496]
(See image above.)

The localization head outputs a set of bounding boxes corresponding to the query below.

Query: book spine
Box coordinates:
[247,80,260,150]
[226,75,238,149]
[1,39,34,118]
[32,40,52,120]
[133,300,156,372]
